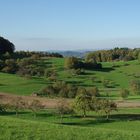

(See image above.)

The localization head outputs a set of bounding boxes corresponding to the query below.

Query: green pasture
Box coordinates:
[0,58,140,100]
[0,108,140,140]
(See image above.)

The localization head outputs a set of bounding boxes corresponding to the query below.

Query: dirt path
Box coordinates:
[0,92,140,108]
[0,92,62,108]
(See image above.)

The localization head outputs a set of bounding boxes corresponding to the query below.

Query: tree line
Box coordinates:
[0,36,63,75]
[0,90,117,120]
[86,47,140,62]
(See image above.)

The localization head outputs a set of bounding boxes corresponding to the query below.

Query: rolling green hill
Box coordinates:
[0,58,140,99]
[0,58,140,140]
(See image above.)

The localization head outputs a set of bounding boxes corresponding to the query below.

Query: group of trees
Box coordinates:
[37,81,100,98]
[17,57,45,77]
[0,97,43,118]
[0,57,43,76]
[0,94,117,121]
[13,51,63,59]
[64,56,102,72]
[86,48,140,62]
[0,36,63,76]
[58,90,117,120]
[73,88,117,119]
[38,81,78,98]
[0,36,63,59]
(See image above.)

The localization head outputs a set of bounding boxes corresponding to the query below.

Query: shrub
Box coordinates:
[57,99,74,122]
[130,80,140,95]
[0,104,6,113]
[40,85,56,97]
[88,87,100,97]
[28,100,43,118]
[9,97,25,116]
[2,59,18,73]
[97,99,117,120]
[64,57,81,69]
[120,89,129,100]
[71,69,85,75]
[59,88,69,98]
[74,92,92,117]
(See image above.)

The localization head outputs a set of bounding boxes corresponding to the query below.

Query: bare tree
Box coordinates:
[28,100,43,118]
[57,99,74,123]
[10,97,25,116]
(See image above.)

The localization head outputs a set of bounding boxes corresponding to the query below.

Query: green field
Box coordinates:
[0,108,140,140]
[0,73,46,95]
[0,58,140,99]
[0,58,140,140]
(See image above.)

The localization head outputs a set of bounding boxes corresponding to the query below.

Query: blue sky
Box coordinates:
[0,0,140,51]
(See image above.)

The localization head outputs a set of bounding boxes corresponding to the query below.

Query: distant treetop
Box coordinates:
[0,36,15,54]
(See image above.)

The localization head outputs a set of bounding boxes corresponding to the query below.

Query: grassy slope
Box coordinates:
[0,73,46,95]
[0,58,140,98]
[0,108,140,140]
[0,58,140,140]
[47,58,140,89]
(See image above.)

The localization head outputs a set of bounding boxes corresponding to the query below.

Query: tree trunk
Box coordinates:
[16,110,18,117]
[106,112,110,120]
[106,114,109,120]
[34,112,36,118]
[83,109,86,118]
[61,114,63,123]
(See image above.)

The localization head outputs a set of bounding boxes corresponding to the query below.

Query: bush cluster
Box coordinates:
[37,81,100,98]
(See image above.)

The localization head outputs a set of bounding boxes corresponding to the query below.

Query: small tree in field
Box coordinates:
[130,80,140,95]
[57,99,74,123]
[28,100,43,118]
[98,99,117,120]
[74,93,91,117]
[10,97,25,116]
[120,89,129,100]
[64,57,80,69]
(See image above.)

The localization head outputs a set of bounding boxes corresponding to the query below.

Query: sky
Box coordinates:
[0,0,140,51]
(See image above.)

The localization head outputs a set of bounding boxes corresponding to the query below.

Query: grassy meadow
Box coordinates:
[0,108,140,140]
[0,57,140,140]
[0,57,140,99]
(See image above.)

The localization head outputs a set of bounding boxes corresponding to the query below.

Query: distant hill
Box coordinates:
[48,50,95,58]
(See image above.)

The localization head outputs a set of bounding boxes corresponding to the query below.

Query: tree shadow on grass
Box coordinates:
[67,81,84,85]
[31,77,47,84]
[110,114,140,121]
[59,114,140,127]
[0,83,5,86]
[61,119,114,127]
[0,111,29,116]
[93,67,115,72]
[37,112,54,118]
[76,84,94,87]
[98,67,115,72]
